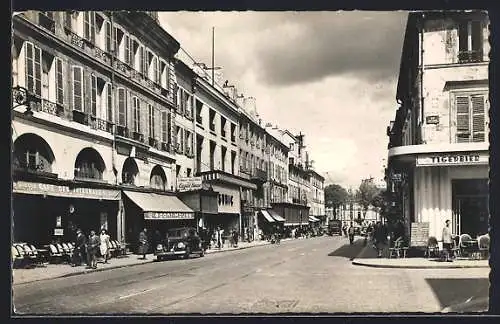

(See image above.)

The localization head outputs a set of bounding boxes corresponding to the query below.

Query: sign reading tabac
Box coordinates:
[416,152,489,167]
[177,177,203,192]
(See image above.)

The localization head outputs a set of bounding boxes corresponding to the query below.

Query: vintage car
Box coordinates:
[327,220,343,236]
[155,227,204,261]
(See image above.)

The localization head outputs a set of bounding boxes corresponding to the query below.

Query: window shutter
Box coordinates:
[471,95,486,142]
[90,74,97,116]
[117,88,126,126]
[456,96,470,143]
[106,83,113,122]
[105,21,111,52]
[55,58,64,105]
[72,66,83,112]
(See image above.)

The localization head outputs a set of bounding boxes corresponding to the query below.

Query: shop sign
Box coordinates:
[410,222,429,247]
[54,228,64,236]
[177,177,203,192]
[13,181,120,200]
[391,173,402,181]
[416,152,488,167]
[426,115,440,125]
[144,211,194,220]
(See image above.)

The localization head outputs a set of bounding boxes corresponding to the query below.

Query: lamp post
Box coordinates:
[12,86,35,116]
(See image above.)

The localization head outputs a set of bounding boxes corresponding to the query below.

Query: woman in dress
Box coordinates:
[100,228,110,264]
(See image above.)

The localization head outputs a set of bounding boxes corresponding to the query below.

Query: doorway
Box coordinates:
[452,179,489,237]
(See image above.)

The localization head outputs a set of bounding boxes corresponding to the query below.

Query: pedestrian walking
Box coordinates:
[374,221,388,258]
[87,230,99,269]
[138,228,149,259]
[72,228,86,267]
[99,228,110,264]
[232,229,239,248]
[348,222,355,245]
[216,226,224,249]
[442,220,453,262]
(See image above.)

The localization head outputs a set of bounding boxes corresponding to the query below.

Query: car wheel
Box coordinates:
[200,249,205,257]
[157,256,163,262]
[184,247,191,259]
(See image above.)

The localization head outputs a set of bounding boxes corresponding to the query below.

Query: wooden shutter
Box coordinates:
[90,74,97,116]
[55,58,64,105]
[117,88,126,126]
[471,95,486,142]
[456,96,470,143]
[106,83,113,122]
[72,66,83,112]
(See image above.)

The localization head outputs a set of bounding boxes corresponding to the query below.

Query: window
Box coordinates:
[458,20,483,62]
[209,109,216,132]
[221,116,227,138]
[231,123,236,142]
[64,11,72,30]
[132,97,141,133]
[140,46,146,75]
[148,104,155,139]
[124,34,131,65]
[55,58,64,105]
[221,146,227,171]
[104,21,112,52]
[83,12,96,43]
[72,66,84,112]
[152,56,159,83]
[106,83,113,122]
[90,74,97,116]
[160,60,169,89]
[455,94,487,143]
[117,88,127,126]
[161,111,168,143]
[186,168,192,177]
[25,42,42,97]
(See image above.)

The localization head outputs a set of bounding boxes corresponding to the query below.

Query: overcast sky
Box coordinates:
[159,11,408,190]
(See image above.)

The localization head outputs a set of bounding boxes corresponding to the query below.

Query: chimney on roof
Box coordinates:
[243,97,257,118]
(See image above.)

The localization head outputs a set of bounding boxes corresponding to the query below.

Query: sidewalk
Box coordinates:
[12,239,276,286]
[351,241,489,269]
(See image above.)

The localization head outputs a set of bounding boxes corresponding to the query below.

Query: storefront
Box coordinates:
[122,189,195,250]
[388,144,489,240]
[271,202,310,227]
[12,178,120,246]
[199,170,257,236]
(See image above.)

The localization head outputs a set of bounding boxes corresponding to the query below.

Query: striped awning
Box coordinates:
[268,210,285,222]
[259,210,275,223]
[309,216,320,222]
[123,191,195,220]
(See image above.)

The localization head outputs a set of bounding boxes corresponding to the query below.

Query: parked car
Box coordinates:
[328,220,342,236]
[154,227,204,261]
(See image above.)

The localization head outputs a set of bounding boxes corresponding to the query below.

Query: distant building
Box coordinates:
[386,11,489,240]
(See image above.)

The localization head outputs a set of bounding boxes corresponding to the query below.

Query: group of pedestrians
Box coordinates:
[72,228,111,269]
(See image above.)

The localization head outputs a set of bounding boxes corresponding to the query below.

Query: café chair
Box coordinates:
[388,237,403,258]
[459,234,473,258]
[12,245,26,268]
[48,244,64,263]
[425,236,439,259]
[478,234,490,260]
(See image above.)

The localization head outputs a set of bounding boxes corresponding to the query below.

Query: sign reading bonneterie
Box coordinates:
[13,181,120,200]
[416,152,488,167]
[177,177,203,192]
[144,211,194,220]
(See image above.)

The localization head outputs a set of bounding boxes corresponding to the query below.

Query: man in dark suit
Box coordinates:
[73,229,87,267]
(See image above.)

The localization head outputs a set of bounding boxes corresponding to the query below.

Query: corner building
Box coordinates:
[11,11,196,248]
[386,11,490,241]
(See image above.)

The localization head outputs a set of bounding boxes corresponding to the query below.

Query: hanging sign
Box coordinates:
[177,177,203,192]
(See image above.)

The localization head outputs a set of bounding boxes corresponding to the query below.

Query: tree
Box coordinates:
[324,184,348,218]
[355,178,382,218]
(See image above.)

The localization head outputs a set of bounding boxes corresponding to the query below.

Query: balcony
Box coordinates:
[116,126,129,138]
[28,98,64,117]
[458,50,483,64]
[251,168,268,183]
[149,137,159,149]
[175,143,183,154]
[72,110,88,125]
[89,116,114,134]
[38,12,55,33]
[13,160,58,179]
[239,165,252,178]
[132,132,145,143]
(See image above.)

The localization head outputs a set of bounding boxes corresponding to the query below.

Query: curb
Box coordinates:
[14,240,279,285]
[351,260,489,269]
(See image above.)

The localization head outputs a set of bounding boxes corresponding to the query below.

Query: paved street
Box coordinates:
[13,236,489,314]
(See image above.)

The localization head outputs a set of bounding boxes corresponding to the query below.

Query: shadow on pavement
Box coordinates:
[426,278,489,312]
[327,238,366,260]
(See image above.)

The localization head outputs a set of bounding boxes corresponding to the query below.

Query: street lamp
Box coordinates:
[12,86,35,117]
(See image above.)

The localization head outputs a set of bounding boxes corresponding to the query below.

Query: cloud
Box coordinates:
[158,11,404,188]
[254,11,408,86]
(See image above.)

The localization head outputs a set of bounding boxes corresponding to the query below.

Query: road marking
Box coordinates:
[118,288,154,300]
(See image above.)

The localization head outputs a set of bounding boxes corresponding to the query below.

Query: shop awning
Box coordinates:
[309,216,320,222]
[123,191,195,220]
[268,210,286,222]
[259,210,275,223]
